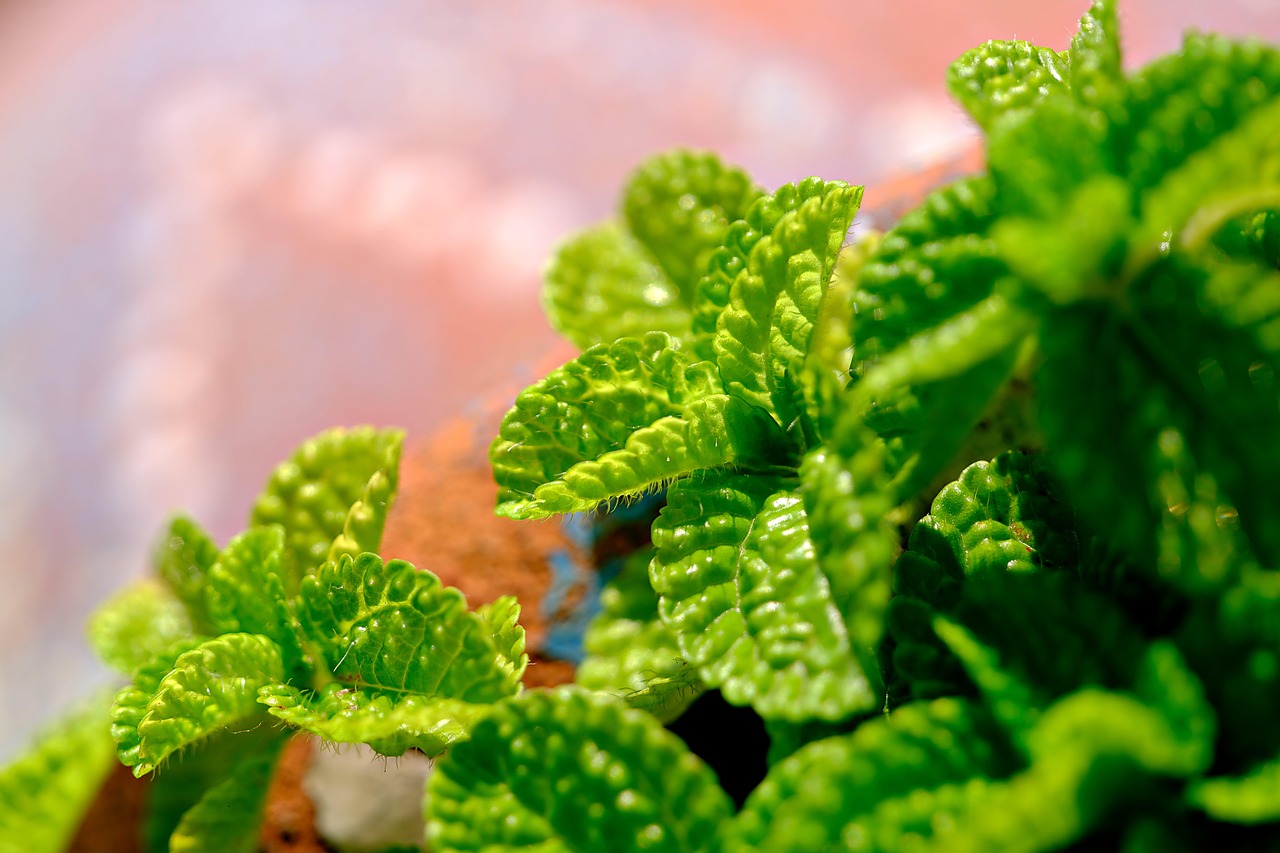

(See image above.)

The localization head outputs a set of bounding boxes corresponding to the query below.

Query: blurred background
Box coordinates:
[0,0,1276,762]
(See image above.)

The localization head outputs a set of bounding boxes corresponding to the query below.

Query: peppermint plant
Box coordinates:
[4,1,1280,851]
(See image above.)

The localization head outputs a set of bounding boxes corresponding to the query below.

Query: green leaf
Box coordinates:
[576,549,702,723]
[427,687,734,853]
[947,40,1069,131]
[112,633,285,776]
[87,578,194,675]
[0,694,116,853]
[1116,32,1280,194]
[1067,0,1123,109]
[478,595,531,686]
[851,176,1002,373]
[622,149,763,306]
[259,683,487,758]
[1188,758,1280,825]
[652,477,878,720]
[543,222,690,350]
[168,735,288,853]
[204,526,305,670]
[250,426,404,588]
[728,698,1015,852]
[153,515,220,635]
[296,553,523,703]
[143,723,288,853]
[714,179,861,416]
[491,332,721,515]
[512,393,792,518]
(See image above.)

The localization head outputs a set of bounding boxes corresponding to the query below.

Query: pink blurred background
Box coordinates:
[0,0,1276,761]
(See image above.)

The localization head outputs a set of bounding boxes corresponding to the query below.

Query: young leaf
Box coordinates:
[112,633,285,776]
[623,150,763,306]
[204,525,305,670]
[653,476,878,720]
[728,698,1015,852]
[168,735,288,853]
[259,684,487,758]
[296,553,524,703]
[1067,0,1122,109]
[514,393,792,518]
[153,515,220,635]
[426,687,734,853]
[0,694,116,853]
[576,549,702,723]
[250,426,403,588]
[491,332,721,516]
[714,179,861,416]
[543,223,690,350]
[477,595,531,685]
[947,40,1069,131]
[87,577,194,675]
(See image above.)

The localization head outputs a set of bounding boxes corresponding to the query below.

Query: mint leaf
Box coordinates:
[544,223,689,350]
[260,684,486,758]
[576,550,701,723]
[1188,759,1280,825]
[296,553,523,703]
[623,149,763,305]
[427,688,734,853]
[0,695,116,853]
[112,633,285,776]
[204,525,305,670]
[728,698,1014,852]
[491,332,720,515]
[713,179,861,417]
[1067,0,1122,109]
[153,515,220,635]
[653,476,877,720]
[250,426,403,587]
[87,578,194,675]
[947,40,1069,131]
[168,735,288,853]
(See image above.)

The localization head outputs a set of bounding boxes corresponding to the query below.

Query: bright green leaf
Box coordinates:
[296,553,523,703]
[427,687,734,853]
[729,698,1014,852]
[653,477,877,721]
[947,40,1069,131]
[87,578,194,675]
[204,526,305,670]
[112,633,285,776]
[260,683,487,758]
[153,515,220,635]
[543,222,690,350]
[1068,0,1123,109]
[1188,758,1280,825]
[250,426,404,588]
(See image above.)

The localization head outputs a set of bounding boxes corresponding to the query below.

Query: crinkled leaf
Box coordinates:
[653,477,877,720]
[947,40,1069,131]
[250,426,403,588]
[714,179,861,416]
[1067,0,1122,109]
[477,595,531,685]
[112,633,285,776]
[516,393,792,518]
[1188,758,1280,825]
[204,525,305,670]
[260,683,487,758]
[1117,33,1280,194]
[87,578,194,675]
[0,694,116,853]
[577,550,701,723]
[491,332,722,515]
[622,149,763,305]
[543,222,690,350]
[427,687,733,853]
[153,515,220,635]
[728,698,1015,852]
[297,553,523,703]
[168,735,288,853]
